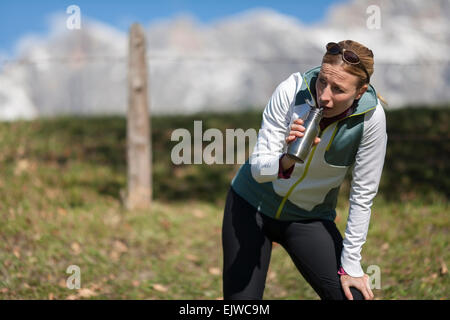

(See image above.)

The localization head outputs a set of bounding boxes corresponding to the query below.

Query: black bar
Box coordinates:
[0,300,446,319]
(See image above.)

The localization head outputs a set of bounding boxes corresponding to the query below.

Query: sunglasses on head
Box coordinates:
[326,42,370,84]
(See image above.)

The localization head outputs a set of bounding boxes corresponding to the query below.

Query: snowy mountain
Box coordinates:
[0,0,449,120]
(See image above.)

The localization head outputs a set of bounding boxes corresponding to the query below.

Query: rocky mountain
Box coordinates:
[0,0,448,120]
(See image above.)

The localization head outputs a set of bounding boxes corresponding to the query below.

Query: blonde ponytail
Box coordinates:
[377,93,388,108]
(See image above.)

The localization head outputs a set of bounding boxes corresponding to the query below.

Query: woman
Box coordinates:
[222,40,387,300]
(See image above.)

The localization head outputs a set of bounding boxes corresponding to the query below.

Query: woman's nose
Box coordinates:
[318,86,331,105]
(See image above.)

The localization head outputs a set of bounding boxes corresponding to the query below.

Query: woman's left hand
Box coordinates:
[340,273,374,300]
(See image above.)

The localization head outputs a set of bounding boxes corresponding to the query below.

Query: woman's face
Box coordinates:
[315,63,368,118]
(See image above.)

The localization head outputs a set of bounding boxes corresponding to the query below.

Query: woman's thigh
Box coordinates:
[280,219,364,300]
[221,187,273,300]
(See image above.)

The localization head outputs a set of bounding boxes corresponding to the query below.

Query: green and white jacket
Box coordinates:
[231,66,387,277]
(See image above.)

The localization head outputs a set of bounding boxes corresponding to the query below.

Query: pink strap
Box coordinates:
[338,267,348,276]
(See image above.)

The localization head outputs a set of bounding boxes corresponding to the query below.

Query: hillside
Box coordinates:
[0,107,448,299]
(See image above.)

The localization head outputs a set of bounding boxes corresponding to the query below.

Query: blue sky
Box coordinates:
[0,0,345,56]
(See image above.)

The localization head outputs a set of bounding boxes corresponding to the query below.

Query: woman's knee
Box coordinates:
[348,287,365,300]
[318,284,365,300]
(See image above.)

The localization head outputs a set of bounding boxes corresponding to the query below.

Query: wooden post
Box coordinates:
[126,23,152,210]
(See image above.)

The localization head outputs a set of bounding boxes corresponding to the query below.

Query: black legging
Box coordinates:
[222,186,364,300]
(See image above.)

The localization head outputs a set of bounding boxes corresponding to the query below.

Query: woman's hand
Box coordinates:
[340,273,374,300]
[281,118,322,171]
[285,118,321,145]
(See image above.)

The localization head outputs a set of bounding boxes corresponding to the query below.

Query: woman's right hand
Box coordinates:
[285,118,321,145]
[340,273,374,300]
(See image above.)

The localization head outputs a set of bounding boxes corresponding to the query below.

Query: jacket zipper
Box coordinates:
[274,126,325,219]
[275,74,378,219]
[273,105,377,219]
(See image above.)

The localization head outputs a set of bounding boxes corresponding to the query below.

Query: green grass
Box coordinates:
[0,107,448,299]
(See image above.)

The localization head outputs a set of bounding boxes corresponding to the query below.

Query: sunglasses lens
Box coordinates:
[324,42,370,82]
[326,42,340,54]
[343,50,360,64]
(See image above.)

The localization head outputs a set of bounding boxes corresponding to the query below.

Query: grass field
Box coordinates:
[0,107,448,299]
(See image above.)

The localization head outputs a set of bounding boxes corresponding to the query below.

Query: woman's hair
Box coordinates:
[322,40,373,88]
[322,40,387,106]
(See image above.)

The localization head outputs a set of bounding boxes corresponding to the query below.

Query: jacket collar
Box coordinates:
[295,66,378,115]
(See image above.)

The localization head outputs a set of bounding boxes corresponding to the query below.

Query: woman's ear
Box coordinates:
[355,84,368,100]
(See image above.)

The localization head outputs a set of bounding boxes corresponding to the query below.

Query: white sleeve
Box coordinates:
[249,73,299,183]
[341,104,388,277]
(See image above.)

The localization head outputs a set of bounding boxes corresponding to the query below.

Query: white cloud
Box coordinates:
[0,0,449,120]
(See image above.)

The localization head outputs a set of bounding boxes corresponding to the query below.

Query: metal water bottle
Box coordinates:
[287,99,323,163]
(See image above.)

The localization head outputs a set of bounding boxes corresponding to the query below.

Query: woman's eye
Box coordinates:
[319,78,326,85]
[334,87,343,93]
